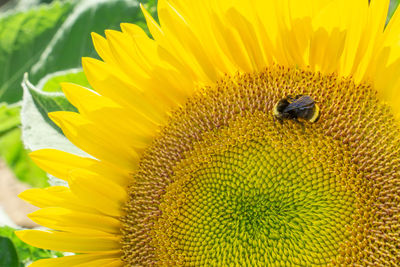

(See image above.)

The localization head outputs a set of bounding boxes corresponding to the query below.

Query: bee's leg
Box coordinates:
[294,118,305,129]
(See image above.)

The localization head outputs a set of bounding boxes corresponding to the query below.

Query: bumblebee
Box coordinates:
[273,95,320,123]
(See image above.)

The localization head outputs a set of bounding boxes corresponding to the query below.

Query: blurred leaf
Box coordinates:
[30,87,77,115]
[140,0,158,25]
[1,70,92,188]
[29,0,144,92]
[0,226,63,266]
[0,236,18,267]
[0,0,147,104]
[0,0,43,13]
[0,1,73,103]
[0,103,20,136]
[24,68,90,134]
[40,68,90,92]
[29,82,77,134]
[21,69,90,187]
[388,0,399,23]
[0,102,48,187]
[0,128,48,187]
[21,74,87,157]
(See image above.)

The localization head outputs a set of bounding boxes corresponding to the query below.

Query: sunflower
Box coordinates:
[16,0,400,266]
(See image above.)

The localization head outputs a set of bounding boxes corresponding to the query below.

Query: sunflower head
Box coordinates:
[121,65,400,266]
[15,1,400,266]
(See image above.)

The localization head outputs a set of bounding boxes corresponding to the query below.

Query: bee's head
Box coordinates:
[273,98,290,118]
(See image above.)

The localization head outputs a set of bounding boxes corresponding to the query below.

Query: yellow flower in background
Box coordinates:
[16,0,400,266]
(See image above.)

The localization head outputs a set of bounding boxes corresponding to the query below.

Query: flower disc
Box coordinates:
[121,66,400,266]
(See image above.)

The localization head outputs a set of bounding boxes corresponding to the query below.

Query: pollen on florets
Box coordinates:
[121,65,400,266]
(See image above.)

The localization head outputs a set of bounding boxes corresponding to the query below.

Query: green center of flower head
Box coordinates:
[121,66,400,266]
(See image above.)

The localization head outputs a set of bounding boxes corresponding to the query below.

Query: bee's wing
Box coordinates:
[284,96,315,111]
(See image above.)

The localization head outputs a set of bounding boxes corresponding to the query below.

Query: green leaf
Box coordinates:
[0,0,147,104]
[21,74,86,158]
[29,81,77,134]
[40,68,91,92]
[0,128,49,187]
[0,102,48,187]
[0,226,63,265]
[388,0,399,23]
[29,0,144,95]
[20,70,89,186]
[0,1,74,103]
[0,236,19,267]
[0,103,20,136]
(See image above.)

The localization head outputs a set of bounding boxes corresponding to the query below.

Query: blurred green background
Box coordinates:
[0,0,398,266]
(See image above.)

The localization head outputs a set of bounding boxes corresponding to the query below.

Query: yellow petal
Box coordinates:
[49,111,139,171]
[99,259,124,267]
[19,187,99,214]
[30,149,132,186]
[91,32,117,66]
[105,30,151,79]
[225,7,267,71]
[28,207,121,235]
[119,23,157,71]
[28,252,121,267]
[82,57,168,125]
[68,169,128,217]
[84,106,155,151]
[140,3,164,41]
[158,0,219,82]
[354,0,390,81]
[156,1,239,75]
[338,0,368,78]
[61,83,154,151]
[16,230,120,253]
[30,149,96,181]
[61,82,118,114]
[106,29,193,108]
